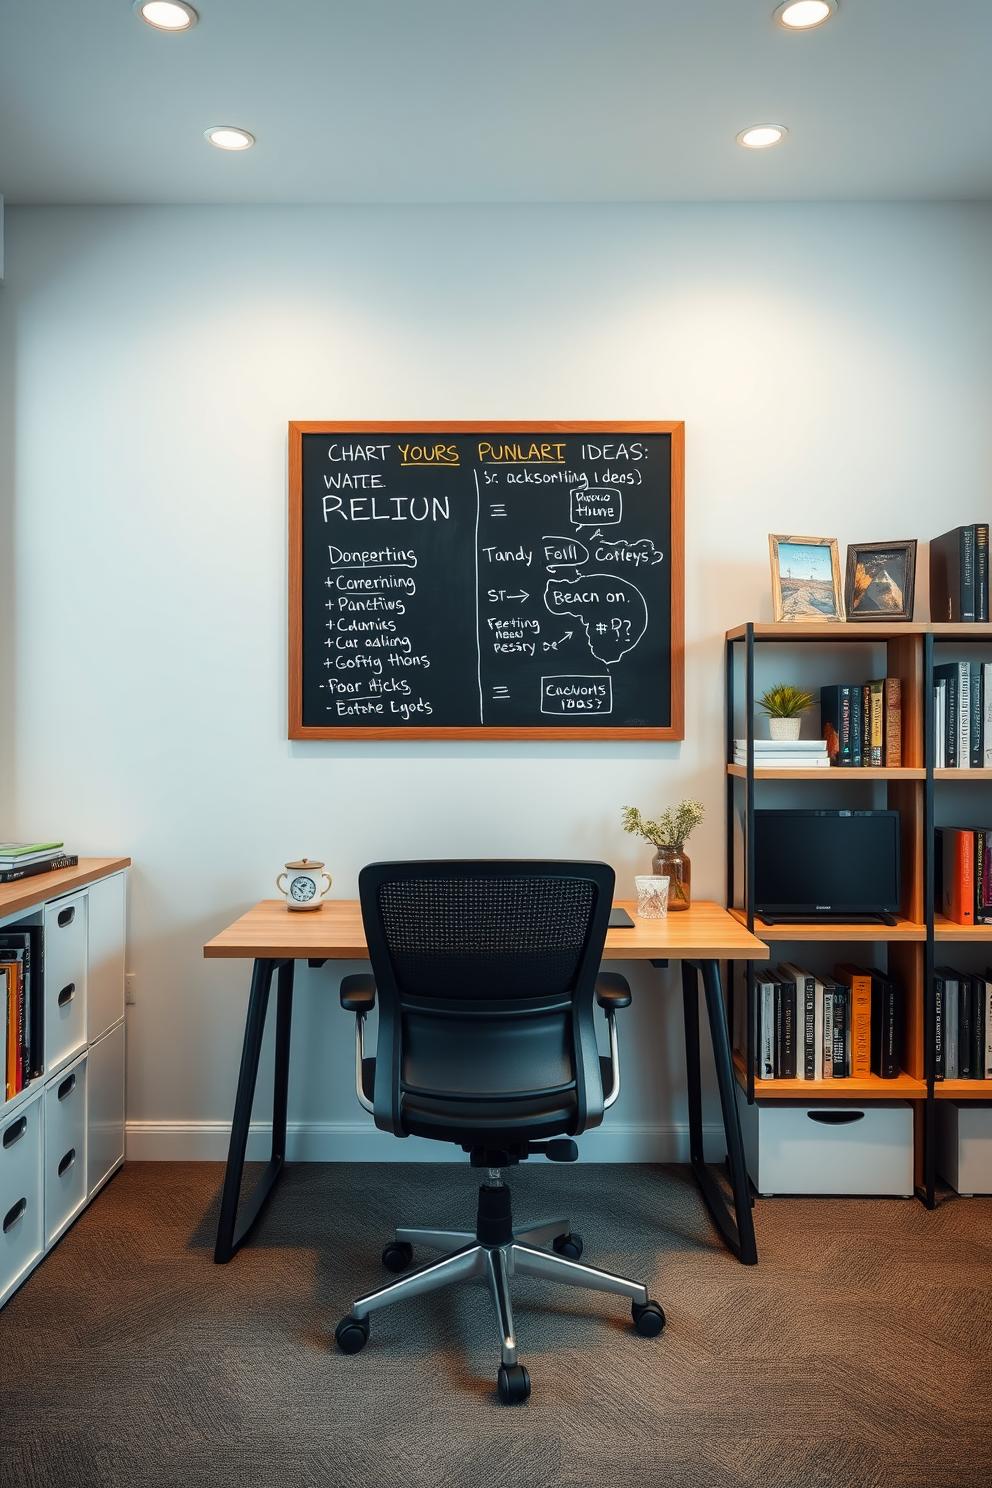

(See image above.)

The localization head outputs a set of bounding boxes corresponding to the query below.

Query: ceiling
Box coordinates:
[0,0,990,205]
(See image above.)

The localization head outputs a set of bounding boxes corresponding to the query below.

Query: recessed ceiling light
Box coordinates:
[736,124,787,149]
[205,127,255,152]
[774,0,837,29]
[134,1,198,30]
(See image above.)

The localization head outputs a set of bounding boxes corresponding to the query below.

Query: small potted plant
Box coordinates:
[758,683,814,742]
[621,798,705,910]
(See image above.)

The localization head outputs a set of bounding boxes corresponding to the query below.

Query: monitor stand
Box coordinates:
[756,911,898,927]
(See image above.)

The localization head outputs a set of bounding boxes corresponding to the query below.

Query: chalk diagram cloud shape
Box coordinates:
[543,575,648,665]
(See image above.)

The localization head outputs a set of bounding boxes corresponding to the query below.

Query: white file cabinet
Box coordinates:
[736,1086,914,1197]
[935,1102,992,1195]
[0,861,128,1309]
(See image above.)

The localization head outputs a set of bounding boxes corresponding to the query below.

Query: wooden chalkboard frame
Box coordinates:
[288,421,684,741]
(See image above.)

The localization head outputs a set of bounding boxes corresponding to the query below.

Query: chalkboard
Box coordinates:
[289,423,683,740]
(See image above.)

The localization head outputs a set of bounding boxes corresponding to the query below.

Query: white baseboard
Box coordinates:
[125,1120,730,1164]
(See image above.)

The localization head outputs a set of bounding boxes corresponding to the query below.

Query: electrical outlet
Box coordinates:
[125,973,136,1005]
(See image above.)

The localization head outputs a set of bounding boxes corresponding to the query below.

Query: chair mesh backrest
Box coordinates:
[377,875,596,1000]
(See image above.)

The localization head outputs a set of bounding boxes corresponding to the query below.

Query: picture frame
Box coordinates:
[769,534,844,623]
[844,539,917,623]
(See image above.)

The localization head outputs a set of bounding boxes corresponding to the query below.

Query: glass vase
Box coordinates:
[651,847,690,910]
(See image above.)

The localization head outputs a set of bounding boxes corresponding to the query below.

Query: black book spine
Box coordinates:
[0,854,78,884]
[976,524,989,622]
[934,974,944,1081]
[975,984,987,1083]
[961,526,976,622]
[831,987,848,1076]
[849,687,863,768]
[960,978,975,1078]
[929,529,960,622]
[803,976,816,1079]
[781,982,797,1079]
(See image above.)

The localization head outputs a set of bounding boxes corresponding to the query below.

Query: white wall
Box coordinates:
[1,203,990,1161]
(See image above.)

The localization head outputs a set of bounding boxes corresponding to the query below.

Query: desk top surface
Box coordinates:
[203,898,768,961]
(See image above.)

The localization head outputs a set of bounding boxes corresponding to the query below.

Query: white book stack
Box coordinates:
[733,739,831,769]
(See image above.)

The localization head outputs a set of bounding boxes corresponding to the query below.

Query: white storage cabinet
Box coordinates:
[935,1102,992,1195]
[736,1087,914,1197]
[0,865,127,1309]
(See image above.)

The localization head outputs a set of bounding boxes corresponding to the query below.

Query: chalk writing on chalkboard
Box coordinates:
[289,423,683,740]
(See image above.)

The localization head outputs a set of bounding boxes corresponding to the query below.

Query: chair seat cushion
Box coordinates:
[399,1087,578,1145]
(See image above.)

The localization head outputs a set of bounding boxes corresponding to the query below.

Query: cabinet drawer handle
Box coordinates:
[58,906,75,928]
[3,1198,26,1232]
[807,1110,865,1125]
[58,1073,76,1101]
[58,1148,76,1177]
[58,983,75,1007]
[3,1116,27,1148]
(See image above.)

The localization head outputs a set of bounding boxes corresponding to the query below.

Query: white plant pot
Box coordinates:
[768,717,802,741]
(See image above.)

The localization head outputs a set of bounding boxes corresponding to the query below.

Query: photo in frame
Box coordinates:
[769,535,844,622]
[844,540,917,622]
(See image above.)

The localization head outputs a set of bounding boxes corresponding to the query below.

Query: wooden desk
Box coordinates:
[206,899,768,1267]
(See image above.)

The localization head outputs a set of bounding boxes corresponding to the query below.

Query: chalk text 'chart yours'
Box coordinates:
[290,425,684,739]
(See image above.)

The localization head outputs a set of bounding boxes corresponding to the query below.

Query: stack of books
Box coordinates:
[820,679,902,766]
[932,661,992,768]
[742,963,903,1081]
[733,739,830,769]
[933,969,992,1079]
[1,923,43,1103]
[0,842,78,886]
[929,524,990,623]
[936,827,992,924]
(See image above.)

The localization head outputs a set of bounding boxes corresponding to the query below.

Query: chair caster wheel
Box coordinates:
[497,1363,531,1405]
[552,1231,584,1261]
[335,1315,370,1354]
[381,1240,414,1272]
[632,1300,666,1337]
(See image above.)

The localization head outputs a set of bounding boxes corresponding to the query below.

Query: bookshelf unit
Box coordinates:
[726,622,938,1201]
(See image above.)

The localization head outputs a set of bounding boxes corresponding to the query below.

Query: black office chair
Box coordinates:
[333,860,665,1404]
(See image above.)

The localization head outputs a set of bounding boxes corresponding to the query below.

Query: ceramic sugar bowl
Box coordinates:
[276,859,332,912]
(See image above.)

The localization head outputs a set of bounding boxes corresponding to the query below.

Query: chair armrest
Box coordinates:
[340,973,376,1014]
[596,973,631,1010]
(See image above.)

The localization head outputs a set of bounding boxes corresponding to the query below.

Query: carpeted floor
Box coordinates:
[1,1161,990,1488]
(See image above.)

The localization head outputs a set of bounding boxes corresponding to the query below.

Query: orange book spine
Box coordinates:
[884,677,902,766]
[835,964,873,1077]
[943,829,974,925]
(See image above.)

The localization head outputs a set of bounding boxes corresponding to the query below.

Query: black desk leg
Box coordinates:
[214,957,295,1264]
[681,960,758,1266]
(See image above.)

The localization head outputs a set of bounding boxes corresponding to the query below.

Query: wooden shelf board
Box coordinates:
[934,1081,992,1099]
[726,622,992,642]
[934,914,992,941]
[732,1054,925,1099]
[934,768,992,780]
[727,763,923,780]
[728,906,926,942]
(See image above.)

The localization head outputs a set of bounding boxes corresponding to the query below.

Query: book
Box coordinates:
[831,984,849,1077]
[933,662,970,769]
[938,967,960,1079]
[1,952,24,1100]
[0,853,78,885]
[0,968,6,1105]
[0,840,64,863]
[940,828,975,924]
[959,975,976,1078]
[884,677,902,767]
[970,663,983,768]
[933,969,946,1080]
[823,982,835,1078]
[0,926,42,1083]
[983,973,992,1078]
[866,680,884,767]
[868,967,902,1079]
[821,685,857,767]
[849,686,863,768]
[835,964,872,1077]
[934,679,946,768]
[975,831,992,925]
[984,663,992,768]
[779,963,816,1079]
[929,525,976,622]
[758,972,775,1080]
[733,753,831,768]
[734,739,828,752]
[976,523,989,622]
[977,977,989,1079]
[774,976,797,1079]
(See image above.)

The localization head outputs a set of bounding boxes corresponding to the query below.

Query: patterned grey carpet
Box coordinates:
[1,1161,990,1488]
